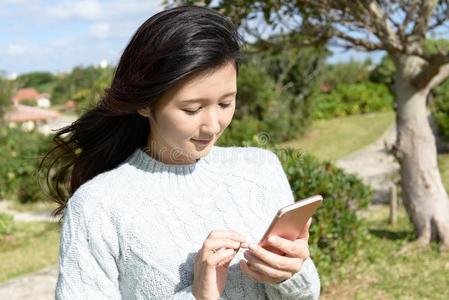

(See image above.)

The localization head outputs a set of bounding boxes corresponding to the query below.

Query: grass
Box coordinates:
[320,204,449,300]
[8,200,59,213]
[278,111,395,162]
[438,153,449,192]
[0,221,61,282]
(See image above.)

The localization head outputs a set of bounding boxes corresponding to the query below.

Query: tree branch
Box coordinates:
[331,29,383,51]
[408,0,439,44]
[411,53,449,89]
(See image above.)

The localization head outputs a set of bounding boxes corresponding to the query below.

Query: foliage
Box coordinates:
[15,72,57,92]
[431,79,449,141]
[51,65,114,109]
[311,81,394,119]
[320,59,374,86]
[0,126,52,203]
[369,55,395,86]
[217,59,309,146]
[0,213,15,241]
[218,42,327,146]
[19,99,37,106]
[271,147,372,276]
[0,73,13,117]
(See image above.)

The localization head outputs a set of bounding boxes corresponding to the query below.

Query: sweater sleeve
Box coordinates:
[168,285,196,299]
[55,192,122,300]
[262,150,321,300]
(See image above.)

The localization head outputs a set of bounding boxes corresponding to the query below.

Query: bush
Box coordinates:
[311,81,394,119]
[320,59,373,86]
[369,55,395,86]
[0,126,52,203]
[0,212,14,240]
[218,58,315,147]
[431,80,449,141]
[271,147,372,276]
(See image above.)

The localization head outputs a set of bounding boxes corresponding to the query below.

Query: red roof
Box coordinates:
[12,88,40,103]
[4,104,61,123]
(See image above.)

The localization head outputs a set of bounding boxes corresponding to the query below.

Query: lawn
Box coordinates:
[0,221,61,282]
[278,111,395,162]
[438,153,449,192]
[8,200,59,213]
[320,204,449,300]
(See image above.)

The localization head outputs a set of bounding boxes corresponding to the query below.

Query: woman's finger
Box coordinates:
[266,236,310,259]
[205,248,236,266]
[249,243,303,271]
[207,230,247,243]
[243,251,291,280]
[203,238,242,252]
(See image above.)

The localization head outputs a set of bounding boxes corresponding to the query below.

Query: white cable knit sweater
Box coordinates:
[55,145,321,299]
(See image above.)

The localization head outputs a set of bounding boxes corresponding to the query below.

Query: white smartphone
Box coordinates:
[258,195,323,255]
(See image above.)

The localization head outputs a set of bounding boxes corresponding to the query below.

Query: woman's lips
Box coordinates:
[191,138,212,145]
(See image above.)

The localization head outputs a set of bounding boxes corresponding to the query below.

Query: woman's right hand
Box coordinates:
[192,230,248,300]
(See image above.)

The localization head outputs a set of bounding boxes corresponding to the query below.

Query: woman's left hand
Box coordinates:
[239,218,312,284]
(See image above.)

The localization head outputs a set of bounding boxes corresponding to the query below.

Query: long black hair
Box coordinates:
[38,5,244,218]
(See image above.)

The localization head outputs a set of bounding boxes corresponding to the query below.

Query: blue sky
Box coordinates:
[0,0,383,77]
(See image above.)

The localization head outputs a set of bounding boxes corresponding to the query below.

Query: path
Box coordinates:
[0,266,58,300]
[0,200,58,222]
[335,122,399,204]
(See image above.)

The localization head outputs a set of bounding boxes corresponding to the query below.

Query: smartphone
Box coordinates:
[258,194,323,255]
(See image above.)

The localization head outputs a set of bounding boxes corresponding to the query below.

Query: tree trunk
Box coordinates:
[391,54,449,249]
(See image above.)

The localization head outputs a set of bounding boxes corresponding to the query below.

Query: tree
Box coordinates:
[0,72,13,118]
[16,71,57,91]
[165,0,449,250]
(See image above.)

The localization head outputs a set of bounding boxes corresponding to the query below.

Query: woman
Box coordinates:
[41,5,320,299]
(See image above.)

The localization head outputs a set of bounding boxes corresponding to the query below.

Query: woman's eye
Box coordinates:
[183,109,199,115]
[183,103,231,115]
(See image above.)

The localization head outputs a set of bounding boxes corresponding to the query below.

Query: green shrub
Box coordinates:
[0,126,51,203]
[19,99,37,106]
[431,80,449,141]
[320,59,373,86]
[218,58,315,147]
[217,115,262,147]
[271,147,372,276]
[369,55,395,86]
[0,212,14,240]
[312,81,394,119]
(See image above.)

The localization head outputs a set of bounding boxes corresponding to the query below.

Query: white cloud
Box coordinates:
[88,22,111,39]
[3,43,30,56]
[0,0,166,74]
[46,0,162,22]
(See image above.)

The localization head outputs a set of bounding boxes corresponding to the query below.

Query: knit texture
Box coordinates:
[55,145,321,299]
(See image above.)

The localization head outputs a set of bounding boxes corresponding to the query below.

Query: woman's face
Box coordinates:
[138,61,237,164]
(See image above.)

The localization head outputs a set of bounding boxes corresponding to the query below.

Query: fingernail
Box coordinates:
[248,244,258,251]
[268,236,277,243]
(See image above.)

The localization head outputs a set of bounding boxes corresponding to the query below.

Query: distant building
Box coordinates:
[36,93,51,108]
[11,88,52,108]
[4,104,62,134]
[65,100,77,110]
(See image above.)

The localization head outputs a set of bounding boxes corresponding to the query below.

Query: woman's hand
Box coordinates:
[192,230,248,300]
[239,218,312,284]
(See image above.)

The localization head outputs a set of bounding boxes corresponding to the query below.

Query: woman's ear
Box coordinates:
[137,107,151,118]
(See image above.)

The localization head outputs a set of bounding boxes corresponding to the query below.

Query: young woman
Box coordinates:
[42,5,320,300]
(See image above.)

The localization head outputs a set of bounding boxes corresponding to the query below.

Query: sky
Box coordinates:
[0,0,383,77]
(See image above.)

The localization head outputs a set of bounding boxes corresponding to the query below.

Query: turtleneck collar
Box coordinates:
[123,145,224,193]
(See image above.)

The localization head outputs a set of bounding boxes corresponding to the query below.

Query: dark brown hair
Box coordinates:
[38,5,244,219]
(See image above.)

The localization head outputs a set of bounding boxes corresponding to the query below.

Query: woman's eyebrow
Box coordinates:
[179,91,237,103]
